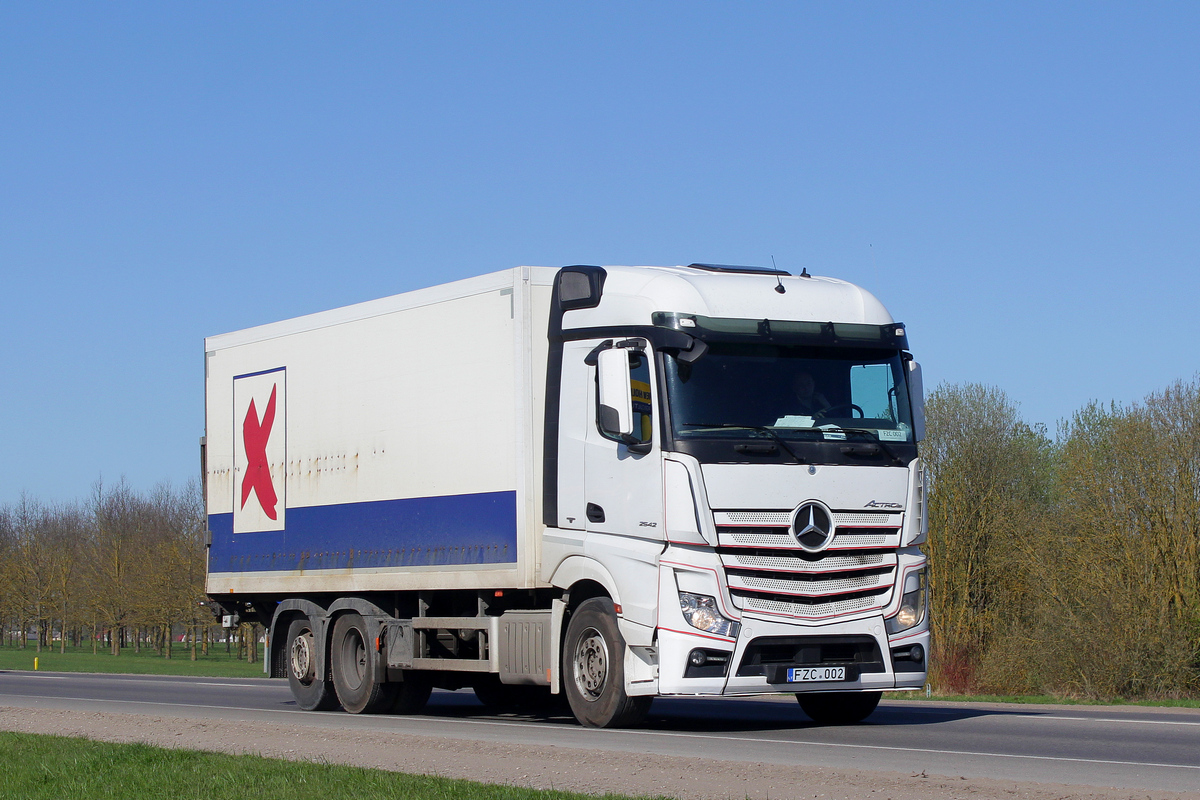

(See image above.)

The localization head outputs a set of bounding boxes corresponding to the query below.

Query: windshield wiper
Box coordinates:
[820,427,905,466]
[679,422,806,464]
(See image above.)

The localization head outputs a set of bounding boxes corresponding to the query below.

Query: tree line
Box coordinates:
[926,376,1200,699]
[0,480,259,661]
[2,375,1198,697]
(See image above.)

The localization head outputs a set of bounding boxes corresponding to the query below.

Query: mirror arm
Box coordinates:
[623,436,652,455]
[584,339,615,366]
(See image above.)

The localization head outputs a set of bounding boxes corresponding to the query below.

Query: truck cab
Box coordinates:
[541,264,929,725]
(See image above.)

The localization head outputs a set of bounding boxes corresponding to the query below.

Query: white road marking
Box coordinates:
[1038,714,1200,727]
[0,694,306,715]
[194,683,269,688]
[853,702,1200,727]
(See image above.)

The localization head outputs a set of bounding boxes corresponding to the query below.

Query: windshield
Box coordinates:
[664,343,915,444]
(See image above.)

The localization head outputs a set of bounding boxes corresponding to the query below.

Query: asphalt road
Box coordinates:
[1,671,1198,794]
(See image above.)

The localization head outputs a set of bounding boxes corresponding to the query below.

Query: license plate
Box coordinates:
[786,666,846,682]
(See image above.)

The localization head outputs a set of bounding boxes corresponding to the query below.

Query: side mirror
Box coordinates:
[907,360,926,443]
[597,348,633,437]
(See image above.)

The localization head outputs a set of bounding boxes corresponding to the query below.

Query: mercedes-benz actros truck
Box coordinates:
[203,263,929,728]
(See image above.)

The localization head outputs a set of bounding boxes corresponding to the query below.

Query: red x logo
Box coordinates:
[240,384,278,519]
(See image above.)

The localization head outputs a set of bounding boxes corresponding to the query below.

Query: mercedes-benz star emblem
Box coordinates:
[792,501,836,552]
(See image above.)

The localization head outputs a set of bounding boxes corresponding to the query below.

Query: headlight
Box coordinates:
[679,592,740,638]
[886,567,927,635]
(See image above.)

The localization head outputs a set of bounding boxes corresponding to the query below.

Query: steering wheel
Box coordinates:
[816,403,864,419]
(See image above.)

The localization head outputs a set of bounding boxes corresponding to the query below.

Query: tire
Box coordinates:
[562,597,652,728]
[285,618,337,711]
[797,691,882,724]
[330,613,396,714]
[390,671,432,714]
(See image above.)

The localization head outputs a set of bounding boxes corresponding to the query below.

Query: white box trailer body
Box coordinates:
[204,264,930,728]
[205,267,555,596]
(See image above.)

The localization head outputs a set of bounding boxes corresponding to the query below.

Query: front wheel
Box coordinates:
[797,691,881,724]
[285,618,337,711]
[330,613,396,714]
[562,597,651,728]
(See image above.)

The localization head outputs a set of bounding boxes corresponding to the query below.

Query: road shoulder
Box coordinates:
[1,706,1197,800]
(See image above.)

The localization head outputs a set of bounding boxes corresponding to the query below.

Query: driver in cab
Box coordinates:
[773,371,830,428]
[791,371,830,417]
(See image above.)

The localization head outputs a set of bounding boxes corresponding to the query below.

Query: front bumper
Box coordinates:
[657,615,928,695]
[656,561,929,696]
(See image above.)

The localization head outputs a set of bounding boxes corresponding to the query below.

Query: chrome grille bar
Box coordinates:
[713,508,902,621]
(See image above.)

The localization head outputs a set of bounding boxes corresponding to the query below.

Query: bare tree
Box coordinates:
[924,383,1054,692]
[1037,378,1200,698]
[86,480,144,656]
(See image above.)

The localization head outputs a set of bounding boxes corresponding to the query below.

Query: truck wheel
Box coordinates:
[797,691,882,724]
[563,597,652,728]
[331,613,396,714]
[285,618,337,711]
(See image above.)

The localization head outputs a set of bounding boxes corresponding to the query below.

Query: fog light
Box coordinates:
[891,643,924,664]
[683,648,732,678]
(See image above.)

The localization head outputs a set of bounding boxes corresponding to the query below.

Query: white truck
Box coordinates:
[203,263,929,728]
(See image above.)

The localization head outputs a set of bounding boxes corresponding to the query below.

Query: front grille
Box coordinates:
[741,592,882,618]
[729,570,892,596]
[715,508,901,621]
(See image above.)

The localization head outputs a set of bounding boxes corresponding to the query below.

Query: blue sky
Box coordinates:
[2,3,1198,505]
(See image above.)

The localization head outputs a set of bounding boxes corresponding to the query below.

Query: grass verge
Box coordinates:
[0,643,266,678]
[0,731,653,800]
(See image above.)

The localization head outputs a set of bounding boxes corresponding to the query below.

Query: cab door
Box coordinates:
[582,340,665,629]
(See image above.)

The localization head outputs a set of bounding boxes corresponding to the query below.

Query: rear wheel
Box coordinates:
[797,691,881,724]
[285,618,337,711]
[562,597,651,728]
[331,613,396,714]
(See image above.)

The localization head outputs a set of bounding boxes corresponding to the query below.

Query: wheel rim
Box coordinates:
[289,629,315,686]
[572,626,608,701]
[339,628,367,690]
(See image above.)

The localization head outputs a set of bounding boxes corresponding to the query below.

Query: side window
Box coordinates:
[596,348,653,446]
[850,363,896,423]
[629,352,653,444]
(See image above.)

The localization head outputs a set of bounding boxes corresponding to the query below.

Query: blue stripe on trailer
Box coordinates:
[208,490,518,573]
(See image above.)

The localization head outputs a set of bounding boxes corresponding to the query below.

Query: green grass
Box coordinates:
[884,690,1200,708]
[0,643,267,678]
[0,731,657,800]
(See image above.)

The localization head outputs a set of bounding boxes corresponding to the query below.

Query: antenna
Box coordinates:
[771,256,786,294]
[800,267,811,278]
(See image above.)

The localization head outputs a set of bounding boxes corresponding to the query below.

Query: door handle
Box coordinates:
[586,503,605,523]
